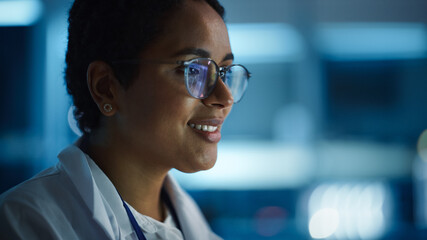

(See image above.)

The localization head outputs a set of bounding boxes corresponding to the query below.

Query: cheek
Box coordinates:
[124,84,192,133]
[116,74,218,171]
[123,71,188,122]
[118,76,194,146]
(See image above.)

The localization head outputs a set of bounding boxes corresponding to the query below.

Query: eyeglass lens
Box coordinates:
[184,58,249,103]
[185,59,217,99]
[224,65,249,103]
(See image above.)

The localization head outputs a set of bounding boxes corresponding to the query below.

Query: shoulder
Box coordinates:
[0,144,119,240]
[0,164,68,206]
[0,164,81,239]
[0,144,90,208]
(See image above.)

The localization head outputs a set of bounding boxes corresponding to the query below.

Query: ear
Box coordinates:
[87,61,120,116]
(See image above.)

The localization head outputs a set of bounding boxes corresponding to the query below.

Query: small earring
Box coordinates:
[103,103,113,113]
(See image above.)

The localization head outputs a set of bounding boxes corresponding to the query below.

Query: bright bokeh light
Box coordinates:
[317,23,427,60]
[171,141,315,189]
[227,23,304,63]
[417,130,427,162]
[309,208,340,239]
[68,106,82,137]
[308,183,388,239]
[0,0,43,26]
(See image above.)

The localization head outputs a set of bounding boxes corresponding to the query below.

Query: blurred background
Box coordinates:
[1,0,427,239]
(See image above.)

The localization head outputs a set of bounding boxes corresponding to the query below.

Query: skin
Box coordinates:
[82,0,233,221]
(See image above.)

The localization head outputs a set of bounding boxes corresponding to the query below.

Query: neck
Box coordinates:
[78,133,169,222]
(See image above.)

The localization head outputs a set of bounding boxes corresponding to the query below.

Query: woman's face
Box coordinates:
[114,0,233,173]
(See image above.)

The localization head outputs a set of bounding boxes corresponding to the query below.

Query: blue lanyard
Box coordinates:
[120,188,183,240]
[121,199,147,240]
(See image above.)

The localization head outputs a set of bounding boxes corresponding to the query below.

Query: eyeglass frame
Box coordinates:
[110,57,251,103]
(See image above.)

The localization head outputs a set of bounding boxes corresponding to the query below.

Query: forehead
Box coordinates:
[140,0,231,61]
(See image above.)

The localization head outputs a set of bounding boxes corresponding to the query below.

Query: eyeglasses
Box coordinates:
[178,58,250,103]
[112,58,251,103]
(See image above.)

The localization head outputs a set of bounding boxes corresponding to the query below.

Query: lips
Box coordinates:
[187,118,223,143]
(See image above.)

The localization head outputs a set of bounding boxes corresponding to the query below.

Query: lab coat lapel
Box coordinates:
[164,175,212,239]
[57,145,118,239]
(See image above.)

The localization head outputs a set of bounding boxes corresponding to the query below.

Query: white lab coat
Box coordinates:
[0,144,222,240]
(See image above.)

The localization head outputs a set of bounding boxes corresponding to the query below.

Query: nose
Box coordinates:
[202,78,234,109]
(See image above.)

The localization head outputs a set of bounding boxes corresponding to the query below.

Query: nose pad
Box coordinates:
[219,69,226,81]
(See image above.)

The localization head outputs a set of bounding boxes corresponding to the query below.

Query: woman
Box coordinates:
[0,0,250,239]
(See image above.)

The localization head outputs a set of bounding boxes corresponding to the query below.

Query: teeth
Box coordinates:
[189,124,218,132]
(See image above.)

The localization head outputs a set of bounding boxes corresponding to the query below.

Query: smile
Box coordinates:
[189,124,218,132]
[187,118,223,143]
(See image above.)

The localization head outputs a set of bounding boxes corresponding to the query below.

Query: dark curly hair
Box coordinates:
[65,0,225,134]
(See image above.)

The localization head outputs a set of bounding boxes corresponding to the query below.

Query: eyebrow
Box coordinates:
[173,47,234,62]
[222,53,234,62]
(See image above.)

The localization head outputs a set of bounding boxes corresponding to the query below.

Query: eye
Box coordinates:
[188,65,201,75]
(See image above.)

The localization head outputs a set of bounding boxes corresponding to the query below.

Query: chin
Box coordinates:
[199,155,218,171]
[178,151,218,173]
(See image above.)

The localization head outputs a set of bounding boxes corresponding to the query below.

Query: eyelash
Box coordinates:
[176,65,186,71]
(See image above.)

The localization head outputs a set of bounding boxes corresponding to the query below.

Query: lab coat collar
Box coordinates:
[57,145,132,239]
[164,176,213,239]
